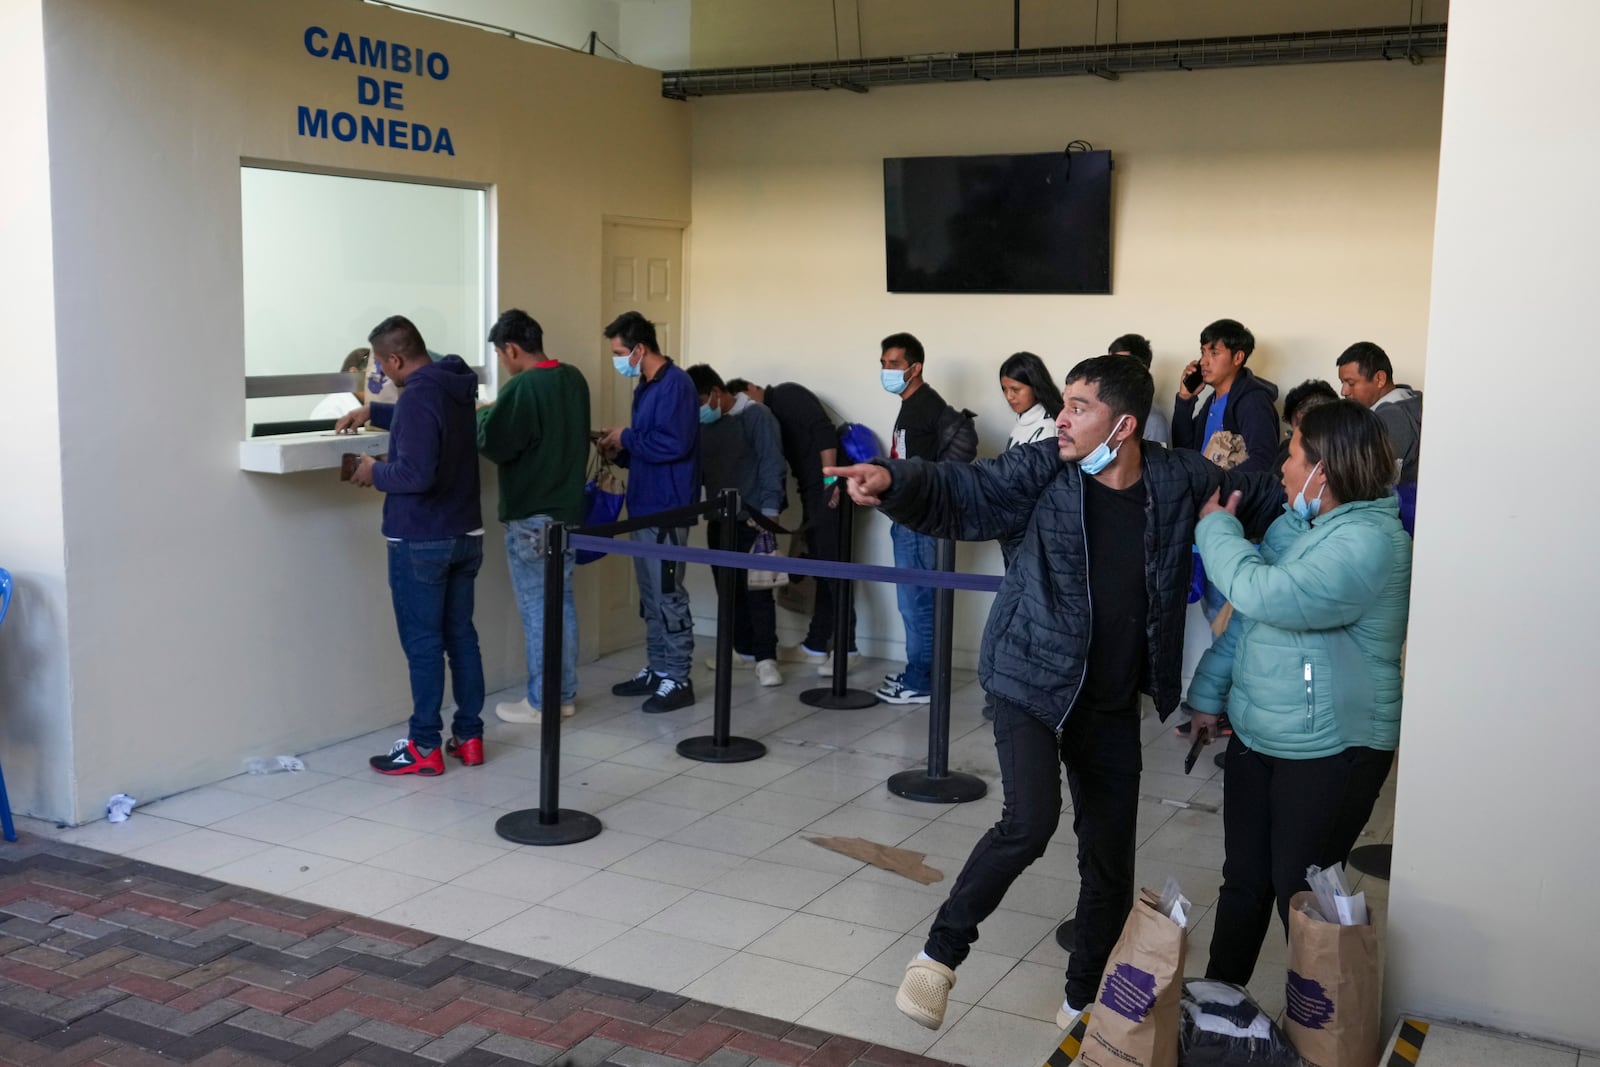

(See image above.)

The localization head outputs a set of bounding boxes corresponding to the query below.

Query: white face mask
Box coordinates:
[1292,462,1325,520]
[1077,416,1129,475]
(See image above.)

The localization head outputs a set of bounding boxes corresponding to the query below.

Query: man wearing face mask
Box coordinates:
[877,332,976,705]
[597,311,701,714]
[687,365,787,687]
[826,356,1284,1035]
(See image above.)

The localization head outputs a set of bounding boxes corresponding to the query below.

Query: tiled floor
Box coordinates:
[1385,1020,1594,1067]
[31,645,1401,1067]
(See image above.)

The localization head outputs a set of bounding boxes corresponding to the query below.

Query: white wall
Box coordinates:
[1385,0,1600,1050]
[0,0,76,821]
[684,61,1443,665]
[400,0,621,54]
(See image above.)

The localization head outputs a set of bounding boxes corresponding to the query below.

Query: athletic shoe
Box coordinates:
[642,676,695,713]
[755,659,783,687]
[1056,999,1088,1033]
[612,668,660,697]
[369,738,444,776]
[817,648,861,676]
[876,677,931,705]
[495,699,575,725]
[895,956,956,1030]
[444,736,483,766]
[705,653,755,671]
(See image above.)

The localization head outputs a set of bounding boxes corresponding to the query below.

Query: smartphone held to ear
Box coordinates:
[1183,367,1204,394]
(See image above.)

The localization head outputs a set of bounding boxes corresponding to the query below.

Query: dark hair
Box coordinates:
[685,364,725,398]
[1283,378,1339,427]
[997,351,1063,418]
[604,310,659,354]
[487,309,545,354]
[340,347,370,374]
[725,378,752,395]
[880,332,925,366]
[1107,333,1153,370]
[1335,341,1394,383]
[1064,354,1154,435]
[1199,319,1255,361]
[368,315,427,362]
[1297,400,1397,504]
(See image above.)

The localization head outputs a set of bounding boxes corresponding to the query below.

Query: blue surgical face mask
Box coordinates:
[699,402,721,425]
[612,347,641,378]
[881,368,909,395]
[1292,462,1325,520]
[1077,416,1129,476]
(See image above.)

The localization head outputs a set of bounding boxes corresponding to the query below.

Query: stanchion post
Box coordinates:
[677,490,767,764]
[887,537,988,804]
[496,522,602,845]
[801,495,878,710]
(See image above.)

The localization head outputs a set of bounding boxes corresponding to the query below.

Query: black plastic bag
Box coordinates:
[1179,980,1303,1066]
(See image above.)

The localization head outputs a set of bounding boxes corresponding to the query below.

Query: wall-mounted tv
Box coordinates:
[884,150,1112,295]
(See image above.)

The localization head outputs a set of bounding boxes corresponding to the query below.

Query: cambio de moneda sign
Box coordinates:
[295,27,456,156]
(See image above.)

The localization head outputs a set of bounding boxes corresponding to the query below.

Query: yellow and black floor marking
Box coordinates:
[1387,1018,1431,1065]
[1042,1010,1092,1066]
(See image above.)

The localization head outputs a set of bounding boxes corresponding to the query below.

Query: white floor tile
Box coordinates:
[56,814,192,855]
[560,730,651,761]
[608,840,745,889]
[682,952,848,1023]
[293,818,426,865]
[561,761,679,799]
[803,806,932,847]
[936,793,1004,830]
[359,793,495,834]
[450,851,596,903]
[419,769,545,808]
[374,883,531,941]
[530,827,654,870]
[127,827,271,873]
[798,976,956,1055]
[286,777,415,817]
[635,775,753,813]
[293,865,439,914]
[605,742,702,775]
[926,1004,1061,1067]
[701,859,847,911]
[216,769,342,800]
[209,801,349,846]
[139,786,272,827]
[1409,1024,1579,1067]
[573,927,733,993]
[746,913,900,975]
[717,790,842,830]
[598,798,708,840]
[801,878,943,934]
[208,845,350,895]
[682,756,811,789]
[471,904,629,966]
[898,820,986,861]
[666,814,795,857]
[542,870,689,926]
[641,891,791,949]
[976,960,1067,1022]
[910,907,1060,961]
[766,765,882,805]
[756,833,867,876]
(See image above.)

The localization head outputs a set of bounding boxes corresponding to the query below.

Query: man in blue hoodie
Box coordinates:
[338,315,486,775]
[597,311,701,713]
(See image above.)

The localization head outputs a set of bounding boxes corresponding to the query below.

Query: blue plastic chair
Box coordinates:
[0,569,15,841]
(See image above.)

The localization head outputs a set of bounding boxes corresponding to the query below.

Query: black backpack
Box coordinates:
[934,405,978,463]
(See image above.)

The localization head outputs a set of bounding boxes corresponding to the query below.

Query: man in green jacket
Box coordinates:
[477,309,592,730]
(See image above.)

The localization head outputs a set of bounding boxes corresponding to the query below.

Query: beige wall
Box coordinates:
[1386,0,1600,1050]
[0,0,77,821]
[691,0,1451,67]
[36,0,688,823]
[684,60,1443,663]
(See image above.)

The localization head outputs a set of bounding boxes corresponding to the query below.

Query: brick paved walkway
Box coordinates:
[0,835,959,1067]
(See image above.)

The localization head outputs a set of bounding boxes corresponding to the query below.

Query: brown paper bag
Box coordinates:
[1285,890,1382,1067]
[1078,888,1187,1067]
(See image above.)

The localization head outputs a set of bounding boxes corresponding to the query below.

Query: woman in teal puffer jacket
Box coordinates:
[1186,400,1412,986]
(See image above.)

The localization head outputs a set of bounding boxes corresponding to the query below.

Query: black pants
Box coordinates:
[799,484,857,653]
[925,699,1141,1008]
[1206,734,1394,985]
[706,522,778,662]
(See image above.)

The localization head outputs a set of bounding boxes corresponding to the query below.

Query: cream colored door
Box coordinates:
[591,219,685,656]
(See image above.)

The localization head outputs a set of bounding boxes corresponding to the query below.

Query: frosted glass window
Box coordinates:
[240,167,487,428]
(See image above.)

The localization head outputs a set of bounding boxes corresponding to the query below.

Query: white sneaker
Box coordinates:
[755,659,783,687]
[495,699,541,725]
[705,653,755,671]
[817,649,861,676]
[1056,999,1088,1032]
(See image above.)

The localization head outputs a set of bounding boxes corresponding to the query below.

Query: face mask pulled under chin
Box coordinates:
[1292,462,1326,520]
[1077,416,1129,476]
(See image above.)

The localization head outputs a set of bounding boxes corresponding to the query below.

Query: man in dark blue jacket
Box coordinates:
[338,315,486,777]
[1172,318,1280,474]
[597,312,701,713]
[827,356,1284,1035]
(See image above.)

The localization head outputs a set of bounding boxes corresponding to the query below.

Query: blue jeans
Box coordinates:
[386,535,486,751]
[632,526,693,683]
[890,523,934,691]
[505,516,578,707]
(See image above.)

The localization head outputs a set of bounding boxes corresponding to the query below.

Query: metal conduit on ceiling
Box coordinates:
[660,23,1446,99]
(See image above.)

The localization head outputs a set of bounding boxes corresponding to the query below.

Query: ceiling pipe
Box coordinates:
[661,23,1445,99]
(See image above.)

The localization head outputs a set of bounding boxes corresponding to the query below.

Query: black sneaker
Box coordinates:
[612,668,660,697]
[1176,713,1232,738]
[642,676,695,713]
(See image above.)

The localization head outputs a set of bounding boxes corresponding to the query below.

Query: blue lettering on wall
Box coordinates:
[330,32,356,64]
[383,80,404,110]
[296,26,455,155]
[358,37,387,68]
[296,106,327,138]
[295,108,457,156]
[357,75,380,106]
[304,26,328,57]
[331,112,357,142]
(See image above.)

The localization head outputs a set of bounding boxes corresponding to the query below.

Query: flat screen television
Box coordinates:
[883,150,1112,295]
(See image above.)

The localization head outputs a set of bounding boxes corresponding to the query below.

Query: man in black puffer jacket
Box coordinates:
[828,356,1284,1034]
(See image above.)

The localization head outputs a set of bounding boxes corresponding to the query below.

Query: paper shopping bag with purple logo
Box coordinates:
[1285,890,1381,1067]
[1079,887,1187,1067]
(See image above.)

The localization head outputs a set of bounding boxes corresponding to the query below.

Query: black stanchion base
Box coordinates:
[1055,918,1075,952]
[677,736,767,764]
[495,808,602,847]
[1347,843,1392,881]
[799,687,880,710]
[887,770,988,804]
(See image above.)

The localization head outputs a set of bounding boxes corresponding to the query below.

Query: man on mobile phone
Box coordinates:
[1173,319,1279,474]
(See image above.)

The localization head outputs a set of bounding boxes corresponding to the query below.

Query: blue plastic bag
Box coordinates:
[576,456,625,565]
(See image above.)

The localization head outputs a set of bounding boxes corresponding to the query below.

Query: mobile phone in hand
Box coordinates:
[1183,367,1204,394]
[1183,727,1209,774]
[340,453,361,482]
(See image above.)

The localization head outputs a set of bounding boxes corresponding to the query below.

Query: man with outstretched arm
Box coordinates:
[825,355,1284,1034]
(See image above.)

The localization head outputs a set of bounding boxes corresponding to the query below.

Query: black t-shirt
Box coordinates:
[893,383,946,462]
[765,382,836,493]
[1077,474,1150,713]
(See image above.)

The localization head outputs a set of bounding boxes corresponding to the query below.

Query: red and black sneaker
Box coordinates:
[369,738,444,776]
[445,736,483,766]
